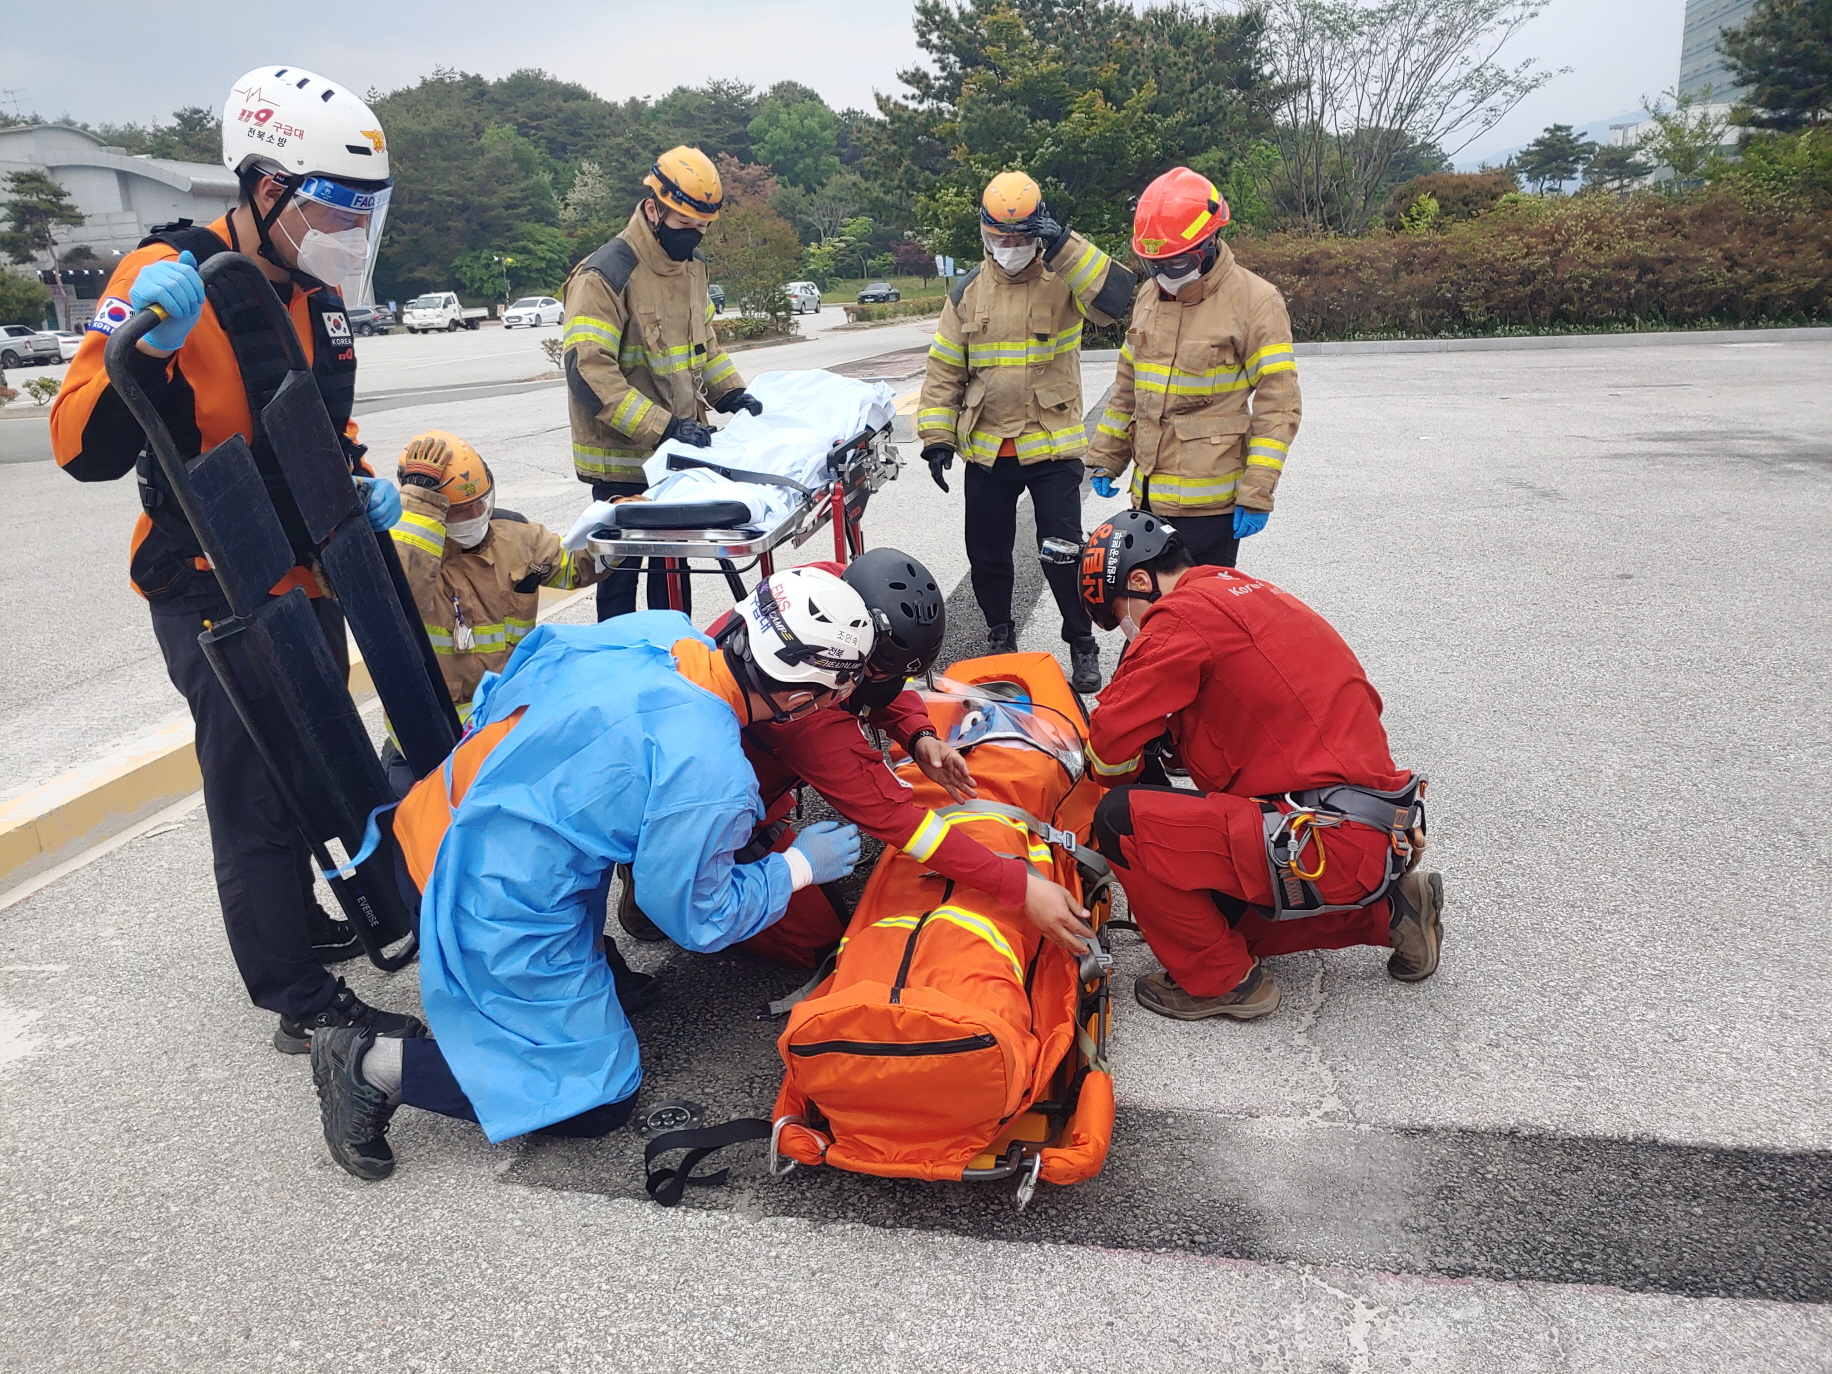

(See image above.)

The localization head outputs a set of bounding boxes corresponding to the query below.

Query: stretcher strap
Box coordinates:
[930,800,1111,880]
[644,1118,774,1205]
[665,453,815,495]
[319,801,398,882]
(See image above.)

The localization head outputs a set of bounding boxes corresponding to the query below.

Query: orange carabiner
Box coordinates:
[1288,813,1328,881]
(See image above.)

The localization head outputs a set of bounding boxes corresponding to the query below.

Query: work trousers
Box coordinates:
[152,596,350,1021]
[399,1035,637,1137]
[1158,511,1240,570]
[1093,784,1393,997]
[590,479,693,620]
[964,456,1092,642]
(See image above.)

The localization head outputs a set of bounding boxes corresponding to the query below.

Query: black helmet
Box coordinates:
[843,548,945,679]
[1080,509,1181,631]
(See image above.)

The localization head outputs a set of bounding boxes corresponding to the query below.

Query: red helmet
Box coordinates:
[1132,167,1229,260]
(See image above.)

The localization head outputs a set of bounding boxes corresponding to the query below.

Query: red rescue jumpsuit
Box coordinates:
[708,567,1027,967]
[1087,567,1413,996]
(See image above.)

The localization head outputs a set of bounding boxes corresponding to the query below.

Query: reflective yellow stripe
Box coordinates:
[545,557,578,591]
[964,322,1082,368]
[563,316,622,351]
[959,423,1087,462]
[871,904,1024,981]
[391,521,444,558]
[618,338,698,376]
[1057,242,1108,295]
[1131,359,1250,397]
[609,389,655,434]
[916,406,959,435]
[571,443,648,479]
[928,335,966,367]
[903,810,948,862]
[1181,205,1215,240]
[1132,469,1238,507]
[1243,342,1296,381]
[1246,437,1289,472]
[1087,739,1141,777]
[703,353,737,386]
[1095,408,1131,440]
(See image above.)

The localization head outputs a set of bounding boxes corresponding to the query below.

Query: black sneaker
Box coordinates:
[1068,636,1102,694]
[987,622,1018,655]
[274,978,427,1055]
[311,1026,399,1181]
[615,865,667,942]
[308,903,362,964]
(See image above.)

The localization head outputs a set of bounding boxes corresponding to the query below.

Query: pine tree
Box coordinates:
[0,170,85,326]
[1721,0,1832,130]
[1516,124,1597,193]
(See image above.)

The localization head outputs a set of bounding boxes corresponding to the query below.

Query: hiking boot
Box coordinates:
[1387,869,1445,982]
[1135,961,1281,1021]
[308,902,362,964]
[615,865,666,942]
[1068,635,1102,694]
[311,1026,399,1181]
[987,621,1018,655]
[274,978,427,1055]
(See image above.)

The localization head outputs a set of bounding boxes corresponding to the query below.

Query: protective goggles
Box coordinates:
[981,224,1039,250]
[1146,245,1206,277]
[447,489,494,525]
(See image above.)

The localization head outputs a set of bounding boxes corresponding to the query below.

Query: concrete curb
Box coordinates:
[1081,325,1832,364]
[0,584,591,895]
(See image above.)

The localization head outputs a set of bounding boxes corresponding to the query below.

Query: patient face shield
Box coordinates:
[898,676,1087,782]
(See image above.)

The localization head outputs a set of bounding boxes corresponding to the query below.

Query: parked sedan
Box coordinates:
[0,324,60,368]
[502,296,563,329]
[857,282,901,304]
[709,284,726,314]
[55,332,83,361]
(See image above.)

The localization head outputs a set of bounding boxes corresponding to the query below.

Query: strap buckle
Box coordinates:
[768,1113,826,1177]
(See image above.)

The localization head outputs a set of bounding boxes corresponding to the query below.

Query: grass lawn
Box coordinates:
[820,275,953,304]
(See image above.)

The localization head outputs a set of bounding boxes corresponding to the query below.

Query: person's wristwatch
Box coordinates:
[907,728,939,750]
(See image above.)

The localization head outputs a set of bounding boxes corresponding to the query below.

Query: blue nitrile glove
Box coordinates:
[357,476,401,531]
[790,820,863,884]
[1233,507,1270,539]
[1090,474,1119,499]
[130,249,205,352]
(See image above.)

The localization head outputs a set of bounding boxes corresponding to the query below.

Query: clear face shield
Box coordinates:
[279,175,392,304]
[890,676,1087,782]
[981,223,1040,273]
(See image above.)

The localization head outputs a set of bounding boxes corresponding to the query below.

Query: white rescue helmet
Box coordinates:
[734,567,875,692]
[221,66,392,304]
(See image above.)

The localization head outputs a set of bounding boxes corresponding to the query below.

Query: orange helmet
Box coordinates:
[644,145,723,223]
[414,429,492,505]
[1132,167,1229,260]
[980,171,1044,232]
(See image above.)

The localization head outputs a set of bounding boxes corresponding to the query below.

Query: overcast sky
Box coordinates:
[3,0,1686,166]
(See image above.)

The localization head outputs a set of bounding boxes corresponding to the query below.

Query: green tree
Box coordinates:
[452,223,572,300]
[748,95,842,191]
[1581,143,1653,192]
[702,202,802,331]
[1638,86,1732,192]
[1516,123,1596,192]
[0,268,49,328]
[1720,0,1832,130]
[1379,169,1516,227]
[148,106,221,162]
[1,170,84,325]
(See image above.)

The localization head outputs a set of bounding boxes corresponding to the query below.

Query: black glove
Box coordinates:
[713,389,762,417]
[922,444,955,493]
[661,414,714,448]
[1036,204,1069,261]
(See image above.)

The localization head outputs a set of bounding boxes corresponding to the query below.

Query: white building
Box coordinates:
[0,123,237,326]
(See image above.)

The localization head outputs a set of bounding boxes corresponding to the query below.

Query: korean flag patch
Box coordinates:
[88,297,133,336]
[323,311,352,343]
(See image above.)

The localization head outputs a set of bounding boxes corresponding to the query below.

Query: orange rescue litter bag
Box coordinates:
[769,652,1116,1204]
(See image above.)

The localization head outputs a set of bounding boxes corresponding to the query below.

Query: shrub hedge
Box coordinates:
[1232,191,1832,340]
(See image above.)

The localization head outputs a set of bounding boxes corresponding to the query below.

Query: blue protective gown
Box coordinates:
[415,610,793,1142]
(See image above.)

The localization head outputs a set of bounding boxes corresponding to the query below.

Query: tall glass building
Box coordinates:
[1679,0,1759,98]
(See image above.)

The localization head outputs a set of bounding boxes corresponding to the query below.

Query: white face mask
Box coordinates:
[992,243,1038,273]
[1155,268,1201,295]
[295,227,370,290]
[1119,611,1142,642]
[448,515,491,548]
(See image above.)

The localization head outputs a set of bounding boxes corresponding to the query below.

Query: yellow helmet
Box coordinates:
[414,430,492,505]
[644,146,723,223]
[980,171,1043,230]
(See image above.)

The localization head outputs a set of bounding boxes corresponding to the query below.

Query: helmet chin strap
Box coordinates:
[718,622,810,727]
[233,172,329,292]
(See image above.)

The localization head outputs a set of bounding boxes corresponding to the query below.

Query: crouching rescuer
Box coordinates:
[309,569,875,1179]
[917,172,1135,693]
[1080,511,1442,1021]
[386,430,608,782]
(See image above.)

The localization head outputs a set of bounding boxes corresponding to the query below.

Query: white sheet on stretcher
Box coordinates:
[561,370,895,548]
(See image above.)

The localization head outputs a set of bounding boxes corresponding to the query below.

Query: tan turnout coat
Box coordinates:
[1087,239,1301,515]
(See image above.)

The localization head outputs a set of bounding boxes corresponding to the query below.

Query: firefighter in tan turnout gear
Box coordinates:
[561,145,762,619]
[917,172,1135,694]
[390,432,608,745]
[1087,167,1300,570]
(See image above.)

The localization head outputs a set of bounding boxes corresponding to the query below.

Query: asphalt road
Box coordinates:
[1,335,1829,1369]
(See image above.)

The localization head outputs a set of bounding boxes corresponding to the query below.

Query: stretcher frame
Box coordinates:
[583,424,902,602]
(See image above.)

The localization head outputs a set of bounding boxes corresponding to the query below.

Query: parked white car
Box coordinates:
[55,332,82,362]
[402,293,487,333]
[502,296,562,329]
[785,281,822,315]
[0,324,60,368]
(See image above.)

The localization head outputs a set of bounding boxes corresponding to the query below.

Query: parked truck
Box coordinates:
[401,293,488,334]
